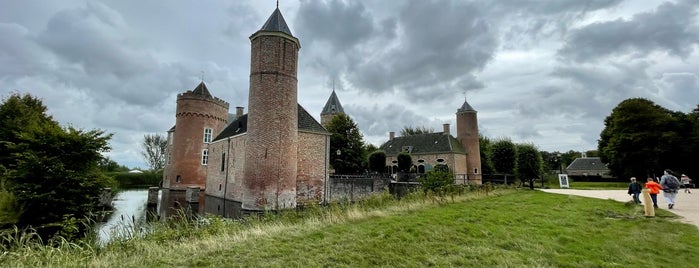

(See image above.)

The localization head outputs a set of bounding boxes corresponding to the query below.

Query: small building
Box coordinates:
[566,157,613,180]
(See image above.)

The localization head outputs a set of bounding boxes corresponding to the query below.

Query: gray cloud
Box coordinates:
[559,0,699,62]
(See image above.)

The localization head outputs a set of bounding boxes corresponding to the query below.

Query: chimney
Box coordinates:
[389,131,395,141]
[443,124,450,135]
[236,106,244,119]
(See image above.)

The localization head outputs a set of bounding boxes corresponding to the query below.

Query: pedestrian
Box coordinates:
[627,177,642,204]
[660,169,681,209]
[645,177,662,208]
[681,174,692,194]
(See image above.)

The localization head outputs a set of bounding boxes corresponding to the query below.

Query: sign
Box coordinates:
[558,174,570,188]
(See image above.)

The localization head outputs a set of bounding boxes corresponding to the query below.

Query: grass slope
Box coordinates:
[3,190,698,267]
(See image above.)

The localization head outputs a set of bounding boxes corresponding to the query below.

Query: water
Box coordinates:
[96,189,151,245]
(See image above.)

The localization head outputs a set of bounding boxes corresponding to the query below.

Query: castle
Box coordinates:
[162,6,481,215]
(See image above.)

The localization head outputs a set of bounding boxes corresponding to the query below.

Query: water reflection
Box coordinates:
[96,189,151,245]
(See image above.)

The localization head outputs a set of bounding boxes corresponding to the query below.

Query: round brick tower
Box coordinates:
[165,82,229,190]
[456,98,482,184]
[242,7,300,210]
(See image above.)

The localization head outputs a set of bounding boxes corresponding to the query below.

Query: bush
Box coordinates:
[419,169,453,194]
[108,170,162,189]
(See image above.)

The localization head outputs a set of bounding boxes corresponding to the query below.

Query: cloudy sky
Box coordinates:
[1,0,698,169]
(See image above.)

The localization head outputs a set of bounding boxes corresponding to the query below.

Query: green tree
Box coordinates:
[368,150,386,173]
[0,93,114,231]
[98,157,129,172]
[419,169,453,194]
[141,134,167,171]
[327,114,365,174]
[479,135,494,174]
[516,143,542,187]
[491,138,516,175]
[598,98,678,179]
[397,152,412,172]
[400,126,434,136]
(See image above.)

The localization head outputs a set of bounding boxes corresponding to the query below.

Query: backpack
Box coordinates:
[665,176,680,189]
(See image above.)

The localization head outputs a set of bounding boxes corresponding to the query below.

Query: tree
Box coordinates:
[479,135,495,174]
[491,138,516,175]
[368,150,386,173]
[598,98,678,179]
[419,169,453,195]
[98,157,129,172]
[0,93,114,232]
[400,126,434,136]
[141,134,167,171]
[397,152,412,172]
[516,143,542,188]
[327,114,365,174]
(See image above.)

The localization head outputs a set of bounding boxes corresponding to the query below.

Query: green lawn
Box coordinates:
[2,189,697,267]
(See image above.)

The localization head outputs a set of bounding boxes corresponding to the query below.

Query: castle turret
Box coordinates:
[456,98,482,184]
[164,82,229,190]
[320,89,345,127]
[242,7,300,210]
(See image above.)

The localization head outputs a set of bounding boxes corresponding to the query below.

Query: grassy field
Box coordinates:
[2,188,698,267]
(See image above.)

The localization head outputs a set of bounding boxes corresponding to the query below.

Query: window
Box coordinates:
[474,168,478,174]
[203,128,213,143]
[167,152,172,165]
[168,132,173,145]
[176,175,181,183]
[201,149,209,165]
[221,153,226,172]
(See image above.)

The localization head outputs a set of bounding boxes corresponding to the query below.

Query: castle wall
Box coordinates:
[296,131,329,205]
[204,135,246,201]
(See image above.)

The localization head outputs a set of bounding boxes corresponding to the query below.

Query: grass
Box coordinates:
[2,188,698,267]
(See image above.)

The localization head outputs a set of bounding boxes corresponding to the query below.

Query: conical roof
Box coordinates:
[259,8,293,36]
[457,98,476,113]
[192,82,213,98]
[321,90,345,115]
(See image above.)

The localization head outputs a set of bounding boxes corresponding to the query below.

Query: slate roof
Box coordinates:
[321,90,345,115]
[192,82,213,98]
[379,132,466,156]
[566,157,609,171]
[213,104,327,142]
[457,98,476,113]
[258,8,293,36]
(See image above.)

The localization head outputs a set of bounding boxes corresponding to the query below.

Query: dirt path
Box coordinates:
[541,189,699,228]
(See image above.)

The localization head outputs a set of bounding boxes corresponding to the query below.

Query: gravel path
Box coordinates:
[540,189,699,228]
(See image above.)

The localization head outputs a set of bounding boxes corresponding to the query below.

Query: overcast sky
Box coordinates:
[2,0,698,169]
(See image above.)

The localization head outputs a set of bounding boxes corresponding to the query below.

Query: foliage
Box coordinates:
[0,93,113,234]
[479,135,495,174]
[140,134,166,171]
[361,143,379,171]
[491,138,516,174]
[598,98,681,179]
[399,126,434,136]
[0,178,22,226]
[98,158,129,172]
[419,169,453,194]
[367,150,386,173]
[515,143,542,184]
[109,170,162,189]
[327,114,365,174]
[396,152,412,172]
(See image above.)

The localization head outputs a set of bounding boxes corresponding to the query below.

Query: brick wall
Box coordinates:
[457,111,482,184]
[296,131,329,205]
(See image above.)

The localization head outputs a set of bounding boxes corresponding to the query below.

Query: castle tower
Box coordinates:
[320,89,345,127]
[242,7,300,210]
[456,98,482,184]
[164,82,229,190]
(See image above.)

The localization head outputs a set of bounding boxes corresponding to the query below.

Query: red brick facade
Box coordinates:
[457,109,482,184]
[163,92,228,190]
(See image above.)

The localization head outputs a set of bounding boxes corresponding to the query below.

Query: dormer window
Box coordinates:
[402,146,413,153]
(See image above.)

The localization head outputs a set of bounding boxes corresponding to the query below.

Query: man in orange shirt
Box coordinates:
[645,177,663,209]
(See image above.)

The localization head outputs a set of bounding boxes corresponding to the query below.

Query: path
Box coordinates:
[541,189,699,228]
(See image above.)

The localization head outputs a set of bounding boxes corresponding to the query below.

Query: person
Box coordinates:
[660,169,681,209]
[645,177,662,209]
[627,177,642,205]
[681,174,692,194]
